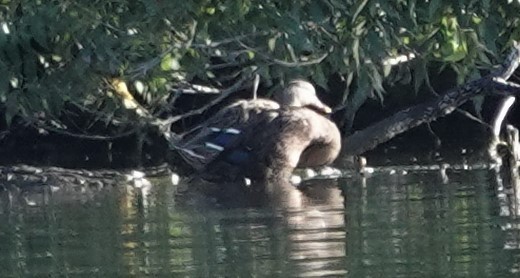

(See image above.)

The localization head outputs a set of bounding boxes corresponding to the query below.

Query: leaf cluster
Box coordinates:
[0,0,518,136]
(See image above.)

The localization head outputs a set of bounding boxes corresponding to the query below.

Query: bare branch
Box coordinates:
[172,84,221,95]
[157,73,253,127]
[492,78,520,95]
[27,121,140,140]
[492,97,516,137]
[493,41,520,80]
[423,75,491,129]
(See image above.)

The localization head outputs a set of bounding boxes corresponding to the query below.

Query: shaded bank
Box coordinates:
[2,46,520,170]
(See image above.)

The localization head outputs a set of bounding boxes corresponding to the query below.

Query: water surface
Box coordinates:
[1,168,520,277]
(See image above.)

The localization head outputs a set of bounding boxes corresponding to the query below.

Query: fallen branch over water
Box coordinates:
[0,164,172,188]
[343,43,520,156]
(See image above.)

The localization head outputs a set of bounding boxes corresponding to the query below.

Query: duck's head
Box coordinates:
[274,80,332,114]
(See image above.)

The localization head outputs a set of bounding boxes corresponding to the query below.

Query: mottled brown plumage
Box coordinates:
[172,80,341,181]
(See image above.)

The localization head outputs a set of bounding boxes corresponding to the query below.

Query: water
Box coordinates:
[1,168,520,277]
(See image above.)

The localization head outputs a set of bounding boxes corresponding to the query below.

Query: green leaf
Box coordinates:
[161,54,180,71]
[5,91,18,127]
[309,1,325,23]
[349,70,370,112]
[356,69,371,99]
[313,66,328,90]
[206,71,215,78]
[352,38,360,70]
[0,61,8,102]
[383,64,392,78]
[369,65,385,100]
[247,50,255,60]
[5,37,21,73]
[23,53,38,82]
[351,0,369,24]
[268,36,277,52]
[30,18,49,51]
[413,58,427,93]
[428,0,442,21]
[205,7,216,15]
[472,95,484,119]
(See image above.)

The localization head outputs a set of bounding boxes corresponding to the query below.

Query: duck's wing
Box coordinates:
[173,99,280,170]
[200,108,283,181]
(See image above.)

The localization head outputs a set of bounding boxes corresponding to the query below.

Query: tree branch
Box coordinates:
[156,72,253,128]
[342,43,520,156]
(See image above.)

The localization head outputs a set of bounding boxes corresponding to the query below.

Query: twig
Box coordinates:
[190,31,271,48]
[0,130,9,140]
[206,61,250,70]
[252,73,260,100]
[492,78,520,95]
[27,122,140,140]
[492,97,516,137]
[157,72,253,127]
[172,84,221,94]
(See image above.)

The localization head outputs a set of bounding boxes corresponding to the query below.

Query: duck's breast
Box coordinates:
[287,109,342,168]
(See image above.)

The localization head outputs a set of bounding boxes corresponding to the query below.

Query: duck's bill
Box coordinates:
[322,105,332,114]
[308,103,332,114]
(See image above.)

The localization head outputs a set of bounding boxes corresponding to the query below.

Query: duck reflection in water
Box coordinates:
[176,175,347,277]
[171,79,341,183]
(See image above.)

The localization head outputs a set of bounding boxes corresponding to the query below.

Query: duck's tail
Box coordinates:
[168,127,243,170]
[166,133,206,171]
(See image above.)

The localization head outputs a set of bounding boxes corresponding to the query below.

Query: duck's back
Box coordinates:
[209,98,280,128]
